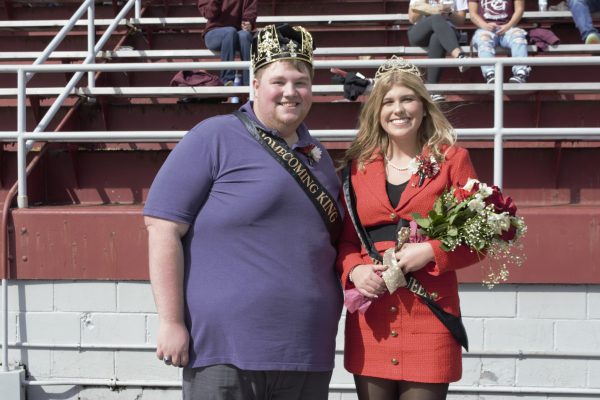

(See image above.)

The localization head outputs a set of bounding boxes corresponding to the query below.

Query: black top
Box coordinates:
[366,180,409,243]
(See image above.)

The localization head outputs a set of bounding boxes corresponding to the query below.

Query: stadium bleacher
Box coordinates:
[1,2,600,398]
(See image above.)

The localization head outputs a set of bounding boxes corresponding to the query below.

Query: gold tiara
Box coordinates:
[374,55,423,81]
[251,24,314,72]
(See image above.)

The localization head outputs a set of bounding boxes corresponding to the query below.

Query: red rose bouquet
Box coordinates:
[412,178,527,287]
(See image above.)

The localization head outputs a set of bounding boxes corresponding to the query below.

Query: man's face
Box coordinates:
[252,61,313,141]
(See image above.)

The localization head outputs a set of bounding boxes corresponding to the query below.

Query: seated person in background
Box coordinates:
[469,0,531,83]
[198,0,257,86]
[407,0,470,102]
[567,0,600,44]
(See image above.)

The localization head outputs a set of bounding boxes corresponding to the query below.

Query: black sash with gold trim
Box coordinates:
[342,162,468,350]
[233,110,342,244]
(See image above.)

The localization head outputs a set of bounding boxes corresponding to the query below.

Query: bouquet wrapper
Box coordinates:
[382,221,427,294]
[343,288,373,314]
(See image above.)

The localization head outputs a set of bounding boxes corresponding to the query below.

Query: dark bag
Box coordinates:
[170,70,223,87]
[170,70,226,104]
[341,163,468,350]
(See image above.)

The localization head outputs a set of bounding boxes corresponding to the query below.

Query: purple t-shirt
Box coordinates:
[144,102,343,371]
[470,0,515,24]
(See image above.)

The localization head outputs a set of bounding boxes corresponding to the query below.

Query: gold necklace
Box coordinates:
[385,155,410,172]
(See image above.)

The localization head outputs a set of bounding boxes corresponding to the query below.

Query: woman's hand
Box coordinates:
[395,242,435,274]
[350,264,388,298]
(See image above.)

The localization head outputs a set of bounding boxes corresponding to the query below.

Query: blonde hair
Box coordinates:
[341,70,456,169]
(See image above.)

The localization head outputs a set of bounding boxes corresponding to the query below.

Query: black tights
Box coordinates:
[354,375,449,400]
[407,14,461,83]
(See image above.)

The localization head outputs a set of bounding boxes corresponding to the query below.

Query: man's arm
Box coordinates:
[468,1,495,30]
[146,216,191,367]
[198,0,221,20]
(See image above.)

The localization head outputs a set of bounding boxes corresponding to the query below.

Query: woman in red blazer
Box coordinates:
[336,57,481,400]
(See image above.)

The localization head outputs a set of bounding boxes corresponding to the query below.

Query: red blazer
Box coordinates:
[336,145,481,383]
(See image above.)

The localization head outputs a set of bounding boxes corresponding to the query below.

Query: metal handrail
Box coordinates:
[1,56,600,200]
[1,0,144,375]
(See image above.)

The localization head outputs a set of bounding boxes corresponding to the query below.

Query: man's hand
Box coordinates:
[241,20,252,32]
[495,24,511,35]
[156,320,190,367]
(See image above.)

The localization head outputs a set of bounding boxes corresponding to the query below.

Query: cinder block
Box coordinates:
[589,359,600,388]
[463,318,484,351]
[8,281,53,312]
[78,387,143,399]
[81,313,146,345]
[328,393,343,400]
[9,348,51,378]
[331,353,354,385]
[27,385,83,400]
[516,358,587,387]
[7,312,18,343]
[21,312,81,344]
[556,320,600,352]
[117,282,156,313]
[455,356,482,386]
[589,286,600,319]
[52,350,114,378]
[54,281,117,312]
[459,284,517,318]
[147,314,159,345]
[115,351,181,381]
[448,394,478,400]
[140,388,183,400]
[479,358,516,386]
[340,393,359,400]
[335,316,345,352]
[518,285,586,319]
[485,319,554,351]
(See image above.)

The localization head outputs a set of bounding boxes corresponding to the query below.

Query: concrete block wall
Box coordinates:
[2,281,599,399]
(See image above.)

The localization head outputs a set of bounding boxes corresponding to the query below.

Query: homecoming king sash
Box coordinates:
[233,111,342,243]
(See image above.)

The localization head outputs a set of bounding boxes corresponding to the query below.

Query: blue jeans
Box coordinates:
[204,27,253,85]
[568,0,600,41]
[472,27,530,78]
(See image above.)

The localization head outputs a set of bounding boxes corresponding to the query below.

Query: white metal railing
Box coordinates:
[1,57,600,199]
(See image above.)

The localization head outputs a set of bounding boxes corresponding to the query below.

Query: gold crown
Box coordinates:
[251,24,314,72]
[374,55,423,81]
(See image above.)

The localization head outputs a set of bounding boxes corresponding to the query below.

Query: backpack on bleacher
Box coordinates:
[170,70,226,104]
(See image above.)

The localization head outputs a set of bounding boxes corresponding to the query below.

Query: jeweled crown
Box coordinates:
[251,24,314,72]
[374,55,423,81]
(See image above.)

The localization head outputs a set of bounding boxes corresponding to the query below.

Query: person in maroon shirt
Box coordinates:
[468,0,531,83]
[198,0,257,86]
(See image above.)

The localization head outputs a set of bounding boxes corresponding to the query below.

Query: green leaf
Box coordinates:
[413,216,430,228]
[447,227,458,236]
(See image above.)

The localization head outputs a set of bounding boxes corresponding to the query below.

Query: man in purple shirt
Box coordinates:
[144,24,343,400]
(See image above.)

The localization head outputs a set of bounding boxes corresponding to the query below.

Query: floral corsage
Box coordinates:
[297,143,323,166]
[408,154,440,187]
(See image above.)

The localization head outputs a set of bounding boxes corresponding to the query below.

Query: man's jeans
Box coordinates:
[472,27,530,78]
[204,27,253,85]
[568,0,600,41]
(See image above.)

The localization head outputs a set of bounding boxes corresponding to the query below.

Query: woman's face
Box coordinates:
[379,84,424,145]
